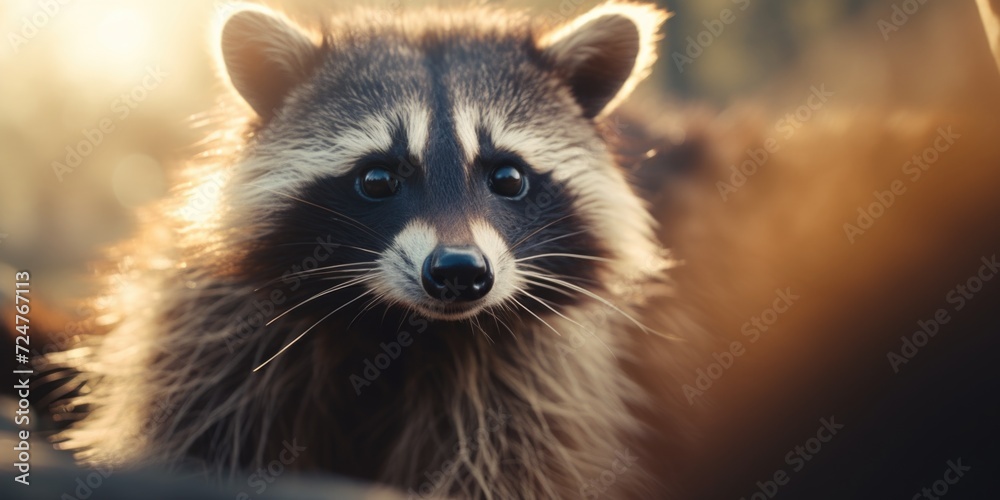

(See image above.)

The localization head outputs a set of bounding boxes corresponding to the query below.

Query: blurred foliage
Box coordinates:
[662,0,873,100]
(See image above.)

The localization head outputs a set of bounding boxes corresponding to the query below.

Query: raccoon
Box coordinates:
[51,2,688,498]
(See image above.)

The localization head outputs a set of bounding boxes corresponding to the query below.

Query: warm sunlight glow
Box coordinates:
[175,170,229,228]
[97,9,148,62]
[59,6,151,81]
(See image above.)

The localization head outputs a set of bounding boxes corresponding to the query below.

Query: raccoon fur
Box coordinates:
[49,2,696,499]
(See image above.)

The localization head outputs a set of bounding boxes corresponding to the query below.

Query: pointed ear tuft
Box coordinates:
[217,6,320,119]
[540,3,668,119]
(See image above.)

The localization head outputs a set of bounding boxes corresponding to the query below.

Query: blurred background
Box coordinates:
[2,0,1000,498]
[0,0,981,303]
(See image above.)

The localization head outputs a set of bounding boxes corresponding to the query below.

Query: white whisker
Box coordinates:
[521,278,577,300]
[263,188,391,246]
[506,214,577,255]
[485,308,516,340]
[254,262,376,291]
[509,296,561,337]
[519,271,670,339]
[513,229,590,254]
[471,315,494,345]
[515,253,613,264]
[348,289,388,329]
[266,274,376,326]
[518,289,616,359]
[253,289,375,372]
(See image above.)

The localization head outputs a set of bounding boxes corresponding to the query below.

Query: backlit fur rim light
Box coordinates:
[538,1,671,119]
[209,2,323,115]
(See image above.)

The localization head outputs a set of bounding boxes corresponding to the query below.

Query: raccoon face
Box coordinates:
[213,3,666,324]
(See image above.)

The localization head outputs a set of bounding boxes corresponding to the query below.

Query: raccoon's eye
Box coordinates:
[489,165,525,198]
[359,167,400,199]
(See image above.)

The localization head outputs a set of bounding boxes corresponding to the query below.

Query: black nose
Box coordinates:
[422,245,494,303]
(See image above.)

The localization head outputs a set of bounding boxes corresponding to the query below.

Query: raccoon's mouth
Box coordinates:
[414,302,487,321]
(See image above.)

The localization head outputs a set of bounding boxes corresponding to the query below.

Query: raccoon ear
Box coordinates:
[540,3,668,119]
[218,7,320,119]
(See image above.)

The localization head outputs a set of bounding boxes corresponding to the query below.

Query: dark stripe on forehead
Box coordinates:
[421,40,470,200]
